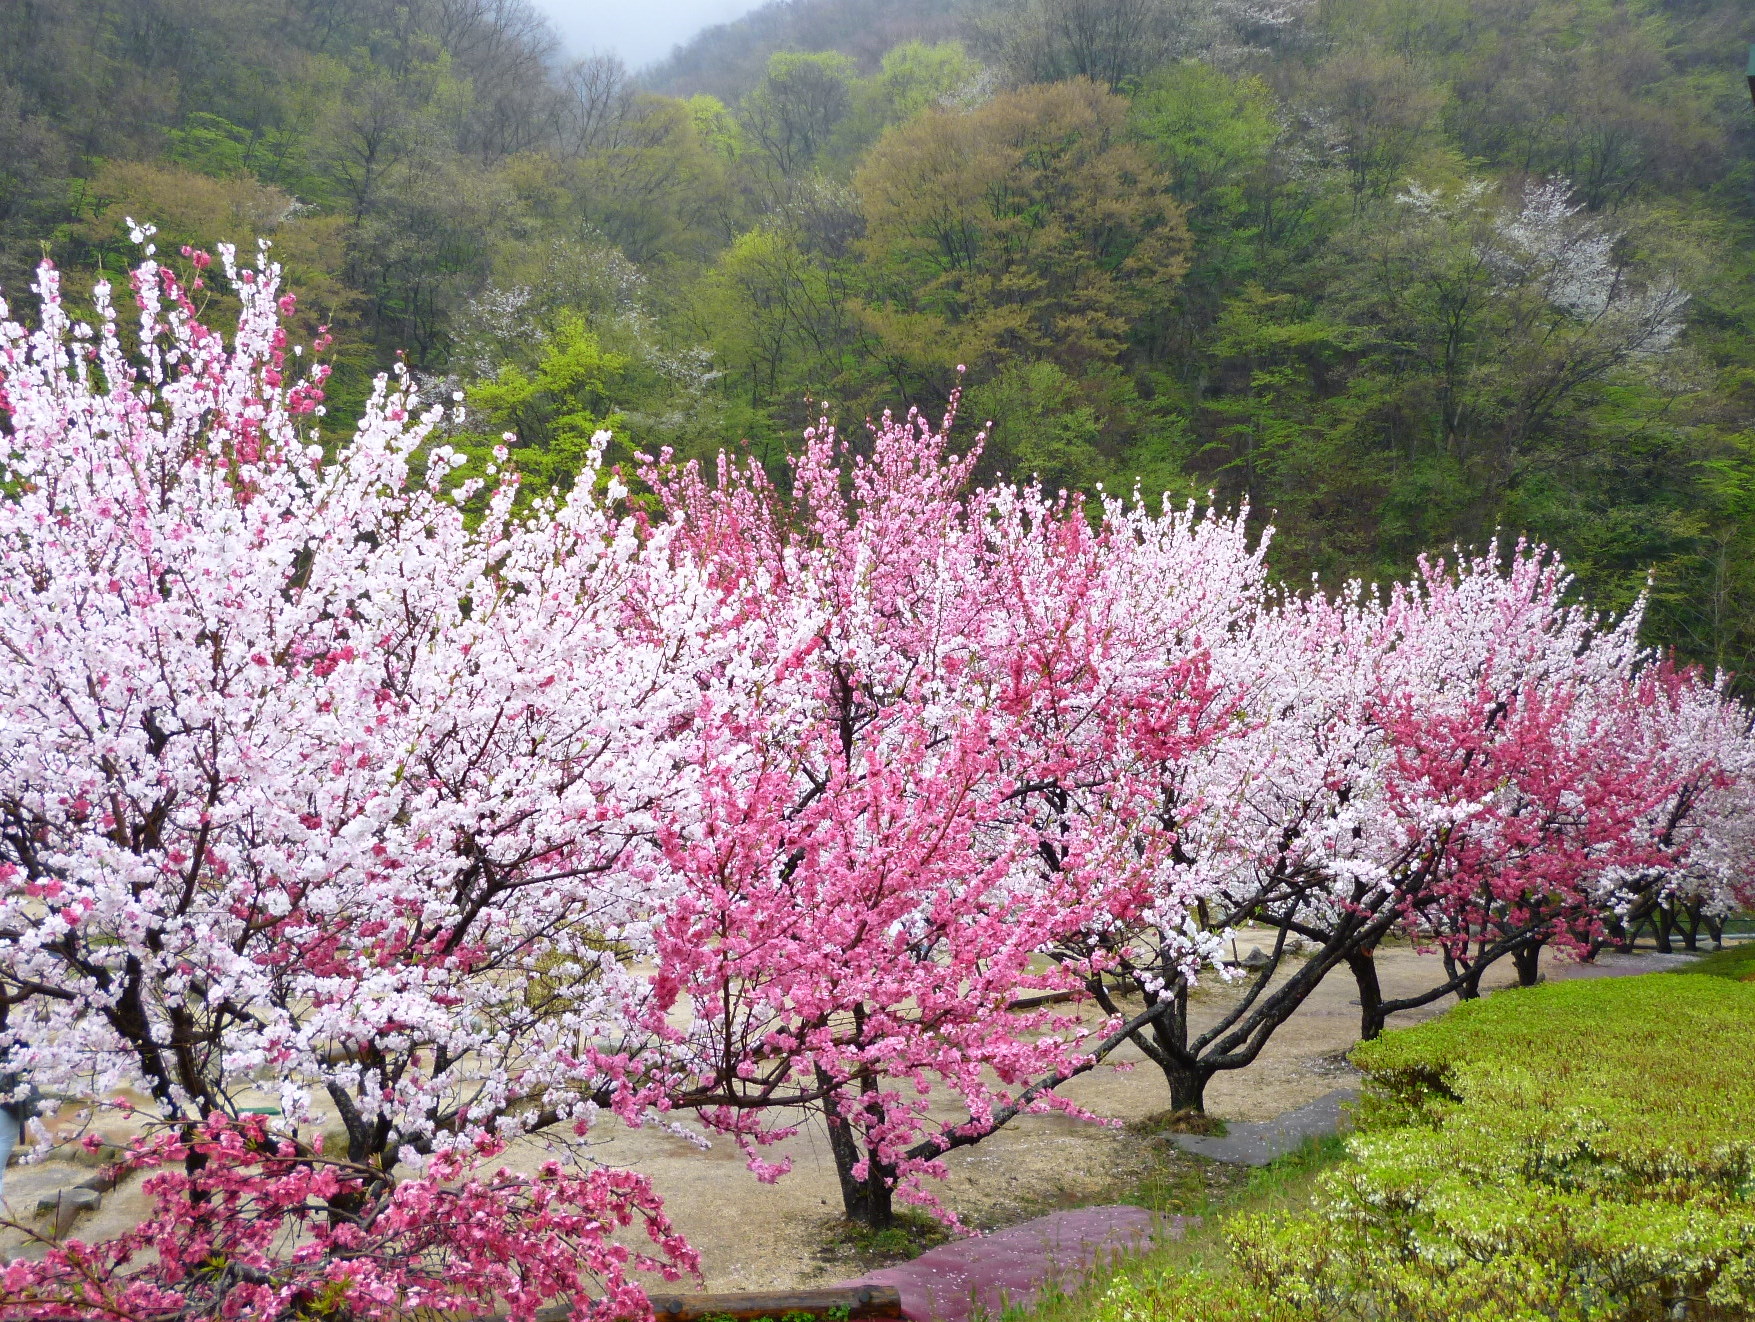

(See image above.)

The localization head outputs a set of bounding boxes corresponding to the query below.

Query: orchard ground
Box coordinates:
[2,940,1700,1289]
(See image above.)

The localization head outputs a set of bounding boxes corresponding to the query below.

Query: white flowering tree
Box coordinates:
[1344,175,1688,493]
[0,240,710,1317]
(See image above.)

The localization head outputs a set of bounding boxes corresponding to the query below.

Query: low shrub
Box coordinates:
[1037,973,1755,1322]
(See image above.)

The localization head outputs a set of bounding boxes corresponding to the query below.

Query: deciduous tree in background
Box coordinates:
[855,79,1191,378]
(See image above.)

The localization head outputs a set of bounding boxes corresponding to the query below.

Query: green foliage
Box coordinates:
[832,41,981,160]
[818,1207,951,1269]
[460,314,632,491]
[1021,975,1755,1322]
[1676,942,1755,982]
[6,0,1755,682]
[1131,63,1279,228]
[739,51,858,180]
[964,361,1106,495]
[855,79,1191,377]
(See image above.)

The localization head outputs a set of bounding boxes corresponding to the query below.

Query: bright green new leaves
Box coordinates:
[1276,976,1755,1318]
[739,51,859,181]
[963,360,1105,495]
[460,316,632,495]
[1110,974,1755,1320]
[1131,62,1280,231]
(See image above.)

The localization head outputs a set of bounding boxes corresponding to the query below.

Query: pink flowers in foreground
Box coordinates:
[3,1115,688,1322]
[0,251,1749,1317]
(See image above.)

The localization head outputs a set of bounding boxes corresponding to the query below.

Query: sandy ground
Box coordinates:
[0,942,1703,1283]
[577,942,1700,1289]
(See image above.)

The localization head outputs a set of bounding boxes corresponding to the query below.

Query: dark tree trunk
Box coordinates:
[1654,907,1676,955]
[1441,948,1480,1001]
[1452,957,1486,1000]
[1159,1058,1211,1114]
[1512,938,1544,987]
[1681,903,1703,952]
[1348,949,1385,1041]
[1141,981,1210,1112]
[1611,916,1638,954]
[817,1071,895,1228]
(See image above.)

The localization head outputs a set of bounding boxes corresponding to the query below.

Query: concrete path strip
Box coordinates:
[1166,1086,1358,1167]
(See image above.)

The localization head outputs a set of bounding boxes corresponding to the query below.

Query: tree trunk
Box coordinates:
[1654,907,1675,955]
[1442,948,1485,1000]
[1347,949,1386,1041]
[1157,1057,1211,1114]
[1512,938,1544,987]
[1611,915,1637,955]
[817,1071,895,1228]
[1456,961,1485,1000]
[1135,978,1211,1113]
[1681,903,1702,953]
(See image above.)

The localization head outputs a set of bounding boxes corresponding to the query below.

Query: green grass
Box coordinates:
[814,1207,950,1271]
[1009,972,1755,1322]
[1124,1107,1229,1139]
[1677,941,1755,981]
[999,1135,1349,1322]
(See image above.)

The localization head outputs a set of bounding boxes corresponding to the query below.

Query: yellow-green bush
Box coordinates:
[1053,973,1755,1322]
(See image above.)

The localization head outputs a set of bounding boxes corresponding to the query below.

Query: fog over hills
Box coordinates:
[639,0,961,97]
[531,0,769,71]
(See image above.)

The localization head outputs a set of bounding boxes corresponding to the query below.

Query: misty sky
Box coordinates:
[531,0,765,70]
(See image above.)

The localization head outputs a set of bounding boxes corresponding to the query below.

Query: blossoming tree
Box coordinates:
[0,241,1749,1310]
[638,417,1240,1226]
[1045,543,1751,1105]
[0,245,707,1317]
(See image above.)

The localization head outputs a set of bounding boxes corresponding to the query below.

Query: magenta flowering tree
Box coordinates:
[1592,659,1755,956]
[3,1116,684,1321]
[1344,555,1754,1036]
[638,418,1242,1227]
[0,246,707,1317]
[1047,543,1754,1104]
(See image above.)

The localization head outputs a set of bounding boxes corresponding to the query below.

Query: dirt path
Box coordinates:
[565,942,1696,1290]
[0,943,1700,1282]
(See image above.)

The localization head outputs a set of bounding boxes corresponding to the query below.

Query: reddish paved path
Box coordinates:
[844,1206,1185,1322]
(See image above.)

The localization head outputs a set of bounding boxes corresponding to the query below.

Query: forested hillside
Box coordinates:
[3,0,1754,674]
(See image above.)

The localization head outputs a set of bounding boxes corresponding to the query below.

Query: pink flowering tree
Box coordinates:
[1594,661,1755,956]
[1041,569,1410,1112]
[638,418,1240,1227]
[0,244,706,1318]
[1044,543,1736,1104]
[1339,552,1669,1034]
[1346,556,1754,1037]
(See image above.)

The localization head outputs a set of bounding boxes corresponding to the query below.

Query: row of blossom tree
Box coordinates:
[1,248,1750,1319]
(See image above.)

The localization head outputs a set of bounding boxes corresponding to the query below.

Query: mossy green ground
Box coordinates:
[1014,968,1755,1322]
